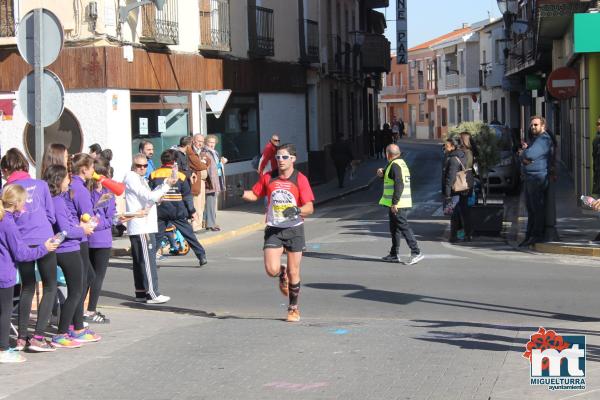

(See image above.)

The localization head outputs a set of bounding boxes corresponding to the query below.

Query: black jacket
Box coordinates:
[148,166,195,220]
[443,149,472,197]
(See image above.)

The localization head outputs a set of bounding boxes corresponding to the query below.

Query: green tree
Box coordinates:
[448,121,500,204]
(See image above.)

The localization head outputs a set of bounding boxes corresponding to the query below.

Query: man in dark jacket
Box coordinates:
[149,149,207,266]
[519,115,553,247]
[330,135,354,188]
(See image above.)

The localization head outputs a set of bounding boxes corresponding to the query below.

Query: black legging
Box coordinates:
[56,251,83,334]
[73,242,95,330]
[17,251,57,338]
[87,248,111,312]
[0,286,13,351]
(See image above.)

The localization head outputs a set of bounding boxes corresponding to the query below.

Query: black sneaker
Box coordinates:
[199,256,208,267]
[83,311,110,324]
[381,254,400,263]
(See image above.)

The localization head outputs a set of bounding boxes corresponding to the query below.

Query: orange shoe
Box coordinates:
[286,307,300,322]
[278,264,289,297]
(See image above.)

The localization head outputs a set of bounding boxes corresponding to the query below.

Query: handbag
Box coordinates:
[452,157,470,193]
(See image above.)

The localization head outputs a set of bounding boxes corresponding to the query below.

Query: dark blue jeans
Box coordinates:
[158,219,206,261]
[388,208,420,256]
[524,175,548,240]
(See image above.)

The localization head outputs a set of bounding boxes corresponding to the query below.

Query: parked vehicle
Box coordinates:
[486,124,520,193]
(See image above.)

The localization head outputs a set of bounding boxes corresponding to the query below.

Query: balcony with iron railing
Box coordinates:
[446,72,459,89]
[199,0,230,52]
[1,0,15,38]
[327,34,342,74]
[140,0,179,46]
[380,84,408,96]
[505,31,535,75]
[248,5,274,58]
[302,19,319,63]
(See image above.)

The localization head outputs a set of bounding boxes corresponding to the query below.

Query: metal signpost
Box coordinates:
[16,8,65,177]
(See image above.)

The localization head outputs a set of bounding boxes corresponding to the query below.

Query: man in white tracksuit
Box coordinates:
[124,153,176,304]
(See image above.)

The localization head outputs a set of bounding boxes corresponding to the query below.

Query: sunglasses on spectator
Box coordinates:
[272,139,280,143]
[275,155,292,160]
[135,163,148,168]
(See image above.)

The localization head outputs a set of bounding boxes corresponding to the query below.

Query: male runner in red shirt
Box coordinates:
[241,143,314,322]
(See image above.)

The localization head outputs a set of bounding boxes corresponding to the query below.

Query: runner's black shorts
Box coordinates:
[263,224,306,252]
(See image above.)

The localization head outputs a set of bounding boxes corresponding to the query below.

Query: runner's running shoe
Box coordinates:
[286,307,300,323]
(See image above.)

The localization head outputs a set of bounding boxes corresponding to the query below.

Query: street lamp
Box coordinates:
[497,0,518,15]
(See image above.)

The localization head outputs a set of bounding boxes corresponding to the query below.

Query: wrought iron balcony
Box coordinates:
[505,31,535,75]
[199,0,230,51]
[380,85,407,96]
[327,34,343,74]
[0,0,15,37]
[302,19,319,63]
[446,72,459,89]
[140,0,179,46]
[360,33,390,73]
[248,5,274,57]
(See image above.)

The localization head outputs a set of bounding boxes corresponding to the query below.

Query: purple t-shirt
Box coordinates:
[88,188,116,249]
[0,212,48,288]
[51,193,85,254]
[9,174,55,246]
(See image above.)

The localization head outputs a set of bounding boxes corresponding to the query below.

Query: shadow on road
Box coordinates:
[305,283,600,323]
[410,319,600,362]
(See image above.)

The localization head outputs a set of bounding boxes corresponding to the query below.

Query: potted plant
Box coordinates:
[448,121,503,235]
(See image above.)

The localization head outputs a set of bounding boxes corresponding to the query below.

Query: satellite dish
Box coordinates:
[511,20,529,35]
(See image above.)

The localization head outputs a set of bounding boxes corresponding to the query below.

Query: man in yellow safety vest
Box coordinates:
[377,144,423,265]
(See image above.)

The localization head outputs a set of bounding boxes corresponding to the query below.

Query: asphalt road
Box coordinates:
[4,142,600,400]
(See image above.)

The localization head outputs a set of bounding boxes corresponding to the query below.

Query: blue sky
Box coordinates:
[380,0,502,50]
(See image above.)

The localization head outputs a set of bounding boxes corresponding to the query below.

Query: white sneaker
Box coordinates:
[146,295,170,304]
[404,253,424,265]
[0,349,26,363]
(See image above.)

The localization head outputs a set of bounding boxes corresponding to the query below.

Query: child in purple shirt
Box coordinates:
[1,148,58,352]
[64,154,102,343]
[0,184,57,363]
[85,159,116,324]
[43,164,99,348]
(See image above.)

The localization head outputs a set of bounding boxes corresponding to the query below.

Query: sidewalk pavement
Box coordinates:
[110,158,383,255]
[506,164,600,257]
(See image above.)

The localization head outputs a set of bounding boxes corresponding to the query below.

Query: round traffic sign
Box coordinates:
[16,8,64,67]
[17,69,65,127]
[547,67,579,100]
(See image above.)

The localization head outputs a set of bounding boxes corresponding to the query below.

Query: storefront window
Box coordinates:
[131,91,190,166]
[206,94,259,163]
[23,108,83,165]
